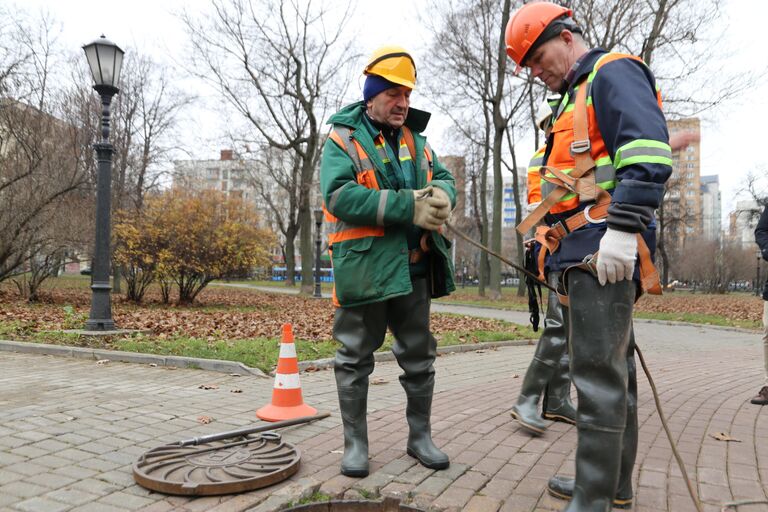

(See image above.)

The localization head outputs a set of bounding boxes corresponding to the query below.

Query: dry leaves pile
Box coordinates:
[0,287,511,341]
[635,292,761,323]
[1,284,759,342]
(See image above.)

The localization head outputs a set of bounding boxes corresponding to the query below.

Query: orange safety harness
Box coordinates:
[516,76,662,304]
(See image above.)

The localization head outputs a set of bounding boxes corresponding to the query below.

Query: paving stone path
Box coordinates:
[0,315,765,511]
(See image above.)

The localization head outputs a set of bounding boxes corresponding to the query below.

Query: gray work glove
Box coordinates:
[412,186,450,231]
[596,228,637,286]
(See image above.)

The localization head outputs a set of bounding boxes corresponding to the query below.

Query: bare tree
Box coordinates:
[424,0,532,299]
[679,236,753,293]
[182,0,355,294]
[0,9,91,287]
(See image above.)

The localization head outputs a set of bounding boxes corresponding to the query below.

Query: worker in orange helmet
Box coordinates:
[506,2,673,510]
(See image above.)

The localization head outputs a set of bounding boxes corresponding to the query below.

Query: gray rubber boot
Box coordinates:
[510,359,553,435]
[405,390,450,470]
[511,272,568,435]
[333,304,387,478]
[556,269,635,512]
[337,385,369,477]
[542,350,577,425]
[387,278,448,470]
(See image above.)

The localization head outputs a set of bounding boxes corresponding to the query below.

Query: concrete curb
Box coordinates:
[0,339,268,377]
[297,339,535,372]
[0,337,535,378]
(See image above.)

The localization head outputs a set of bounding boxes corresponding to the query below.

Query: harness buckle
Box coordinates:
[553,220,570,236]
[583,204,606,224]
[570,139,591,155]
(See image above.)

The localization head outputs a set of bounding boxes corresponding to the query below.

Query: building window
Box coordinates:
[208,168,219,178]
[221,181,228,191]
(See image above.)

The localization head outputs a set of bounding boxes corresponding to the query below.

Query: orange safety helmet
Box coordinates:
[363,45,417,89]
[505,2,574,75]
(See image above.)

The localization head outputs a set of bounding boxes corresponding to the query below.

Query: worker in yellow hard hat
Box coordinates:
[319,45,457,477]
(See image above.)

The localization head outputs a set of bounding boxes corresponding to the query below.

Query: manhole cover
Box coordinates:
[133,432,300,495]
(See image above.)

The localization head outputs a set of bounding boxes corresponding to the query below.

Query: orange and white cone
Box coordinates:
[256,323,317,422]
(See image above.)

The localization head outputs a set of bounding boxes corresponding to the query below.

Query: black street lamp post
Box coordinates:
[757,250,762,297]
[82,36,124,331]
[313,209,323,298]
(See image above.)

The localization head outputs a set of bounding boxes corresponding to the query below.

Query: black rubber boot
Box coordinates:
[511,272,569,435]
[337,385,369,477]
[556,269,635,512]
[542,350,577,425]
[404,390,450,470]
[545,333,638,509]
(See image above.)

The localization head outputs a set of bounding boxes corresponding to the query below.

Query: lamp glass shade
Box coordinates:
[82,36,125,88]
[314,208,324,224]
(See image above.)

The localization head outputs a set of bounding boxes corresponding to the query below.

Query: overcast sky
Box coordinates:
[17,0,768,221]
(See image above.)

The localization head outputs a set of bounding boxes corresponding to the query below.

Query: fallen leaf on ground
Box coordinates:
[475,349,486,354]
[96,359,109,365]
[228,373,241,377]
[197,415,213,424]
[330,450,343,454]
[198,384,219,390]
[512,374,520,378]
[149,363,158,367]
[370,377,388,385]
[710,432,741,442]
[230,388,242,393]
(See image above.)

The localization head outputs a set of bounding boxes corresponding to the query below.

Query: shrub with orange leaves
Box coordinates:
[115,188,275,304]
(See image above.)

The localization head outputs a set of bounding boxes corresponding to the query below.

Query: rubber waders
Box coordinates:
[511,272,576,434]
[556,270,635,512]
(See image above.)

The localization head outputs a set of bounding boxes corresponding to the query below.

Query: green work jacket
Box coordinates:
[320,101,456,307]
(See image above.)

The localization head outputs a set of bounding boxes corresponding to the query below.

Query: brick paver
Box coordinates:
[0,317,766,511]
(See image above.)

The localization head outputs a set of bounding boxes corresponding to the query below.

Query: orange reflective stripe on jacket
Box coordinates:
[527,145,546,204]
[324,126,385,247]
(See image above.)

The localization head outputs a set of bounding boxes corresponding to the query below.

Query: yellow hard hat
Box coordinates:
[363,45,417,89]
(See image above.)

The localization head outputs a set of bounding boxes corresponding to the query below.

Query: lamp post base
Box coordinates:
[85,318,116,331]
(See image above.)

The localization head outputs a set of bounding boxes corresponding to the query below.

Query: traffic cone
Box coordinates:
[256,323,317,421]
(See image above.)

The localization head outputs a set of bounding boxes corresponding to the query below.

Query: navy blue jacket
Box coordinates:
[754,206,768,299]
[543,48,672,273]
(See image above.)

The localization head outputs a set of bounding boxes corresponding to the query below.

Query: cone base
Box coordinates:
[256,403,318,422]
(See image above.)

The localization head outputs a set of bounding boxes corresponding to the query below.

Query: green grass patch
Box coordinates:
[297,492,332,505]
[634,311,760,330]
[0,320,32,337]
[0,316,532,373]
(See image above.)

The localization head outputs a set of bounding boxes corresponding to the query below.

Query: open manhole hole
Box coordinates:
[284,497,425,511]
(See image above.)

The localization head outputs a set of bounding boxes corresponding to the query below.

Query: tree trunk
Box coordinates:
[299,208,314,295]
[487,0,512,301]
